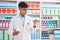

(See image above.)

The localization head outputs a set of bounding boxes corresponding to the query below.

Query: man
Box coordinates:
[8,2,34,40]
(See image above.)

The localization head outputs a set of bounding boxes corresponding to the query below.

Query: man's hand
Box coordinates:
[13,30,20,36]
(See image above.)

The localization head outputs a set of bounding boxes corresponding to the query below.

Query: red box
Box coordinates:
[12,8,17,13]
[0,8,1,13]
[7,8,11,13]
[2,8,6,13]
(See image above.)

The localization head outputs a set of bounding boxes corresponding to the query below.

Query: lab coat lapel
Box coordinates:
[23,15,31,40]
[24,15,27,27]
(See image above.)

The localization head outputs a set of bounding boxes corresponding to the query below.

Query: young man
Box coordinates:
[8,2,34,40]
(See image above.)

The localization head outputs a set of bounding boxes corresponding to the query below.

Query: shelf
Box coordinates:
[41,15,60,20]
[0,13,16,16]
[18,0,40,2]
[42,0,60,2]
[42,2,60,4]
[27,14,40,16]
[27,8,40,10]
[0,0,17,1]
[42,27,60,29]
[0,28,9,30]
[41,14,60,16]
[32,18,40,20]
[41,19,59,21]
[0,19,11,20]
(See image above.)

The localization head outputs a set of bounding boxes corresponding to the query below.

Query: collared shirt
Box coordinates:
[19,14,25,27]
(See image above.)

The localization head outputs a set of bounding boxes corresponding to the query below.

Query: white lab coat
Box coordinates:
[8,14,34,40]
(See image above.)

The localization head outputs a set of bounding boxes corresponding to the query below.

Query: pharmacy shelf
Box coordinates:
[42,27,60,29]
[27,14,40,16]
[32,18,40,21]
[42,3,60,16]
[18,0,40,2]
[0,28,9,30]
[42,2,60,4]
[41,19,59,21]
[28,8,40,10]
[42,14,60,16]
[41,15,60,20]
[0,0,17,1]
[42,0,60,2]
[0,14,16,16]
[0,19,11,20]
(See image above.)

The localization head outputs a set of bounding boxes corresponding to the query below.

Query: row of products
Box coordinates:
[0,2,17,6]
[0,8,17,14]
[54,30,60,40]
[0,20,10,29]
[27,2,40,9]
[0,2,17,8]
[42,9,60,15]
[41,31,49,39]
[31,32,40,39]
[27,10,40,15]
[41,15,53,19]
[31,10,40,14]
[0,30,40,40]
[28,15,40,20]
[41,15,60,20]
[41,20,57,28]
[0,30,14,40]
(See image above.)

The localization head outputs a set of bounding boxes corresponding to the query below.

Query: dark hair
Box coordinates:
[18,2,28,8]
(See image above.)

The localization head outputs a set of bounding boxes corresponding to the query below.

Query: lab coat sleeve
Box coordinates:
[7,18,14,40]
[30,19,36,33]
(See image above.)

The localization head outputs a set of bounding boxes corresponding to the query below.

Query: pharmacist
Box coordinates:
[8,2,34,40]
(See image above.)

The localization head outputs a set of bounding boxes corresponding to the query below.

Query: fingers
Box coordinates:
[13,30,20,36]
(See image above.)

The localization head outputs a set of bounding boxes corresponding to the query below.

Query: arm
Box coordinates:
[30,19,36,33]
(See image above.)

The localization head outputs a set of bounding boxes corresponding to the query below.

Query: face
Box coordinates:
[19,8,27,16]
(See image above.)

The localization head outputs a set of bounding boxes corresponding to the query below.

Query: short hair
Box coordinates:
[18,2,28,8]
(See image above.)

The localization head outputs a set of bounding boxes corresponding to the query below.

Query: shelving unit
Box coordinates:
[26,1,40,40]
[0,0,17,40]
[41,1,60,40]
[0,1,17,29]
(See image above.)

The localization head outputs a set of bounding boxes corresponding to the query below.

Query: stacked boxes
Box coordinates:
[41,20,57,28]
[41,31,49,39]
[31,32,40,40]
[54,30,60,40]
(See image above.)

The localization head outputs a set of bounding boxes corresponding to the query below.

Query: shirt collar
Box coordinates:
[19,13,25,19]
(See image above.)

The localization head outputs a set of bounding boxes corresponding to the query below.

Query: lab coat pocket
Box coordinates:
[25,24,31,33]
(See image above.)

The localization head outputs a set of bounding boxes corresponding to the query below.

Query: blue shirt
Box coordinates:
[19,14,25,27]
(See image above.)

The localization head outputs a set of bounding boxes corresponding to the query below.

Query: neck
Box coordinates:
[20,13,25,17]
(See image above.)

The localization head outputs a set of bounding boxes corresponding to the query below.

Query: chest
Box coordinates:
[13,17,31,31]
